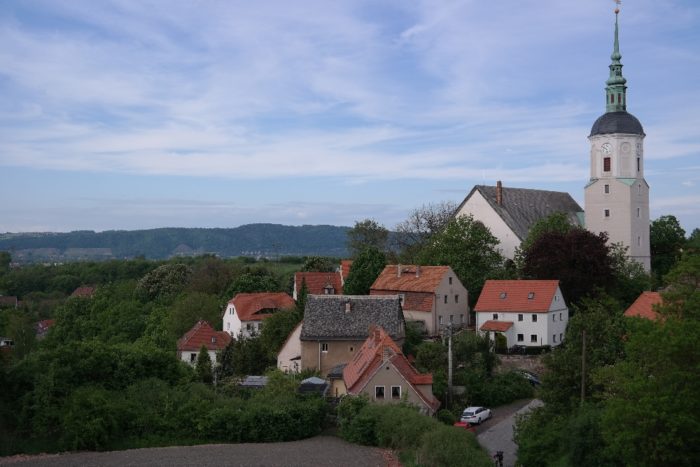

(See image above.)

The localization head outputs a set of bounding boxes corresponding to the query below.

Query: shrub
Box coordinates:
[417,424,492,467]
[61,386,123,451]
[436,408,457,425]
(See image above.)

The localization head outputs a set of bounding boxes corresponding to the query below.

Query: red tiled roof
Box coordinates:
[36,319,55,332]
[177,320,232,352]
[343,326,439,412]
[340,260,353,284]
[0,296,18,307]
[475,280,560,313]
[479,320,514,332]
[369,290,434,313]
[294,272,343,297]
[371,265,452,293]
[229,292,295,321]
[624,291,662,321]
[71,286,96,298]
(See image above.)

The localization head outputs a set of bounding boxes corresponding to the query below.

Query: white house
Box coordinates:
[176,320,231,366]
[223,292,295,339]
[474,280,569,348]
[455,182,583,260]
[277,321,303,373]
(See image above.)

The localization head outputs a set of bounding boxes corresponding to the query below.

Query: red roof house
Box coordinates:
[70,286,96,298]
[370,265,469,336]
[223,292,295,338]
[475,280,569,348]
[177,320,231,365]
[342,326,440,415]
[624,291,662,321]
[35,319,56,339]
[293,272,343,300]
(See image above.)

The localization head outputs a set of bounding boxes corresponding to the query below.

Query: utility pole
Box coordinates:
[447,323,453,408]
[580,328,586,405]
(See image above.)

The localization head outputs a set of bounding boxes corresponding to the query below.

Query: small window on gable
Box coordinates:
[455,294,459,303]
[553,314,556,322]
[528,292,535,300]
[500,292,507,299]
[391,386,401,399]
[449,277,453,285]
[603,157,611,172]
[444,295,447,304]
[321,343,329,352]
[493,313,498,320]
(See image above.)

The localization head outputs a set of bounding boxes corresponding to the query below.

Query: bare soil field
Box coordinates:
[0,436,396,467]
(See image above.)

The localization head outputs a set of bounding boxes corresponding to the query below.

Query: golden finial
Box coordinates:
[613,0,621,14]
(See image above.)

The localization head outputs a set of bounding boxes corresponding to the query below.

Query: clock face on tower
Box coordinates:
[601,143,612,155]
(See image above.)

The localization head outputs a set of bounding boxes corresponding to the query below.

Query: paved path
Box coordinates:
[477,399,543,467]
[0,436,391,467]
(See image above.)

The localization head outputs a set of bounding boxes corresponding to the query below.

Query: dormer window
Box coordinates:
[528,292,535,300]
[324,285,335,295]
[500,292,507,299]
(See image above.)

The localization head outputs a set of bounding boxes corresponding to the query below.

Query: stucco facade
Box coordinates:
[300,339,366,376]
[359,364,437,415]
[277,322,303,373]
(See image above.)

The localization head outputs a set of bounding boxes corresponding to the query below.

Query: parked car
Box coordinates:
[516,369,541,386]
[453,421,476,433]
[460,406,492,425]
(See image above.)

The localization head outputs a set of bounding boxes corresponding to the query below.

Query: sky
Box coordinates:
[1,0,699,234]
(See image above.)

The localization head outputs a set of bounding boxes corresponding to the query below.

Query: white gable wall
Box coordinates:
[277,323,303,373]
[456,190,521,259]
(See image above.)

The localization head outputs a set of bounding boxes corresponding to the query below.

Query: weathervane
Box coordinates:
[613,0,621,14]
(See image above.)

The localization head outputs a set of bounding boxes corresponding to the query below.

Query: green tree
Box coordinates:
[522,228,614,306]
[658,252,700,320]
[225,272,279,298]
[346,219,389,257]
[136,263,192,301]
[187,256,233,296]
[196,345,213,384]
[0,251,11,275]
[301,256,336,272]
[259,309,302,360]
[650,214,686,284]
[608,242,652,307]
[514,212,575,271]
[167,292,222,340]
[417,215,505,307]
[342,246,387,295]
[394,201,457,262]
[231,335,273,376]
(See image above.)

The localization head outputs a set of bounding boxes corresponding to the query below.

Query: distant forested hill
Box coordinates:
[0,224,350,262]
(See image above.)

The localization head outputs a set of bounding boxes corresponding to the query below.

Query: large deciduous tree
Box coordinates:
[342,246,387,295]
[650,214,686,284]
[416,215,505,306]
[346,219,389,257]
[195,345,213,384]
[522,228,614,306]
[394,201,457,262]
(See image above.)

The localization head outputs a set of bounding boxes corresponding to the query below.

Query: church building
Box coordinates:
[584,8,651,272]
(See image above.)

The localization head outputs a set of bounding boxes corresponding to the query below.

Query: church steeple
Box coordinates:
[605,8,627,113]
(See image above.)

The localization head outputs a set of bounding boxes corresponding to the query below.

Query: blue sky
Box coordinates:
[1,0,698,233]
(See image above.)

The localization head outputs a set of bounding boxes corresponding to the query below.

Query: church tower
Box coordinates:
[585,7,650,271]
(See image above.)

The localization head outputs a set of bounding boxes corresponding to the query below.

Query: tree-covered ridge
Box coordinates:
[0,224,351,262]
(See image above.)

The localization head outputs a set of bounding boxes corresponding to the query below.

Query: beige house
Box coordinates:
[300,295,405,376]
[340,326,440,415]
[455,182,583,260]
[371,265,469,336]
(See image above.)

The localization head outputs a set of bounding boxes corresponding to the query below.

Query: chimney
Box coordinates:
[345,301,351,313]
[496,180,503,206]
[397,264,402,277]
[415,265,421,278]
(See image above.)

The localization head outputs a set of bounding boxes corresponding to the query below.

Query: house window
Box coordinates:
[375,386,385,400]
[349,346,354,352]
[226,322,230,330]
[321,343,329,352]
[190,353,197,363]
[460,314,464,323]
[455,294,459,303]
[449,315,454,323]
[246,323,253,331]
[560,333,563,341]
[528,292,535,300]
[560,313,563,320]
[449,277,453,285]
[391,386,401,399]
[603,157,611,172]
[638,236,641,246]
[532,314,537,322]
[531,334,538,343]
[553,334,557,343]
[553,314,556,322]
[518,314,523,322]
[637,207,641,218]
[493,313,498,320]
[604,184,610,194]
[517,334,524,342]
[604,209,610,218]
[439,316,443,325]
[444,295,447,304]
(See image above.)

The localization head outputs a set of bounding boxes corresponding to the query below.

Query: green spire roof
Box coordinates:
[605,11,627,113]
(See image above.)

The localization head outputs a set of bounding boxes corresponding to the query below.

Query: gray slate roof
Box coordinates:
[301,295,405,341]
[590,111,645,136]
[458,185,584,241]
